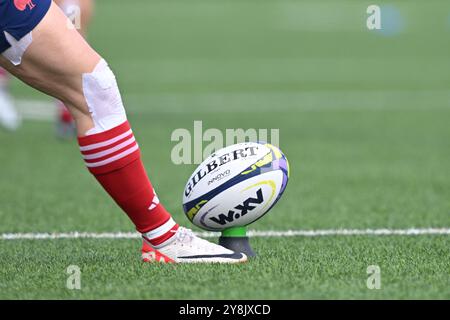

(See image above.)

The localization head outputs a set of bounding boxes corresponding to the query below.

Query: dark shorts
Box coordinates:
[0,0,51,53]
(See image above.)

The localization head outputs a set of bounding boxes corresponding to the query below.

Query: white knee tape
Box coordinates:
[2,31,33,66]
[82,59,127,135]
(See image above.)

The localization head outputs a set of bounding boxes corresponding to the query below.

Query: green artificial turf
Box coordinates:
[0,0,449,299]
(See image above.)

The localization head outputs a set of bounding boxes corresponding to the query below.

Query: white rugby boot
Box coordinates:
[142,227,247,264]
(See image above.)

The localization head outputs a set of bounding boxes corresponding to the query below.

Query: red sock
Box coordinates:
[57,101,74,124]
[78,121,178,246]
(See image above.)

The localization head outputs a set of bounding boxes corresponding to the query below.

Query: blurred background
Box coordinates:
[1,0,449,232]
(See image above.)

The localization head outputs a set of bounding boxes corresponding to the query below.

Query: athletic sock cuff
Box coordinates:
[142,218,179,246]
[78,121,140,175]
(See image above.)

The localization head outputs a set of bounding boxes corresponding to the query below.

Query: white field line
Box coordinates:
[15,90,450,121]
[1,228,449,240]
[16,99,55,121]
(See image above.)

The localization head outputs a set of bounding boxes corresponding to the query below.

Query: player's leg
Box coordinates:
[0,1,98,135]
[54,0,94,138]
[0,1,246,263]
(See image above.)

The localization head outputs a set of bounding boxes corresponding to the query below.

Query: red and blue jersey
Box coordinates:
[0,0,51,53]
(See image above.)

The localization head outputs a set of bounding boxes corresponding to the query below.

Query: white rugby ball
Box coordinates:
[182,142,290,231]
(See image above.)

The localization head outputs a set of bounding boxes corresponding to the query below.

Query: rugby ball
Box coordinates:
[182,142,290,231]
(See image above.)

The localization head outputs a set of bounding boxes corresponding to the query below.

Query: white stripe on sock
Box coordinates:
[79,129,133,152]
[143,218,176,240]
[85,144,139,168]
[82,136,136,160]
